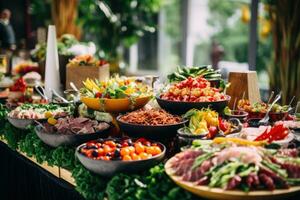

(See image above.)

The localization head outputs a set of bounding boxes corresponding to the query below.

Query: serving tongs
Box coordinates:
[258,92,282,126]
[35,85,49,101]
[34,120,46,131]
[69,82,80,102]
[51,88,69,103]
[70,82,79,92]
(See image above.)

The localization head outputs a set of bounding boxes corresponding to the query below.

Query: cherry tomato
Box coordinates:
[122,141,129,147]
[145,146,154,155]
[131,153,141,160]
[97,148,105,156]
[95,92,102,98]
[95,142,102,148]
[105,141,116,148]
[134,143,145,154]
[136,138,148,144]
[151,146,162,155]
[139,152,151,160]
[85,149,94,158]
[123,155,132,161]
[120,147,130,156]
[103,145,113,153]
[127,146,135,154]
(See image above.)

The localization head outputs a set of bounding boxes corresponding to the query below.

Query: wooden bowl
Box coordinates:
[80,96,151,113]
[165,155,300,200]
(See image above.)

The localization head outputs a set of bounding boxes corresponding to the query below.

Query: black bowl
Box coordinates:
[116,115,188,141]
[247,118,265,127]
[224,110,248,123]
[76,138,166,177]
[35,123,110,147]
[177,127,208,147]
[156,96,230,115]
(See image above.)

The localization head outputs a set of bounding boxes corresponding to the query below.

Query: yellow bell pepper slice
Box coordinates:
[213,137,267,146]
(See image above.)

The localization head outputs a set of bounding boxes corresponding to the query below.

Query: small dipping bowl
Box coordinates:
[269,112,288,122]
[225,110,248,123]
[247,118,268,127]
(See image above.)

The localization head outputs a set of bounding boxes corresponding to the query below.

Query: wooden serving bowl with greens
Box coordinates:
[80,76,152,113]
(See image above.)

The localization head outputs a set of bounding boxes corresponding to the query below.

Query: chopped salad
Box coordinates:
[80,76,152,99]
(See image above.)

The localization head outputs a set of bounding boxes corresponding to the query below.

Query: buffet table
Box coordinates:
[0,120,195,200]
[1,69,300,200]
[0,140,83,200]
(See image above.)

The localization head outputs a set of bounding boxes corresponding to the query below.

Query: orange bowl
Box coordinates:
[80,96,151,113]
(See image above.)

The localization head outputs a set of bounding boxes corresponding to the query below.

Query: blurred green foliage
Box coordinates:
[207,0,272,72]
[78,0,162,60]
[29,0,52,27]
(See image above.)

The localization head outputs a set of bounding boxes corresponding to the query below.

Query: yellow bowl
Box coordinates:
[80,96,151,113]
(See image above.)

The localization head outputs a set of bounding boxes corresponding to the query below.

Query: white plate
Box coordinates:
[226,127,294,147]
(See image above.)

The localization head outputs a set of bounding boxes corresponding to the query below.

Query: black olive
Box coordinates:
[116,143,122,148]
[112,156,122,160]
[127,139,133,146]
[106,152,112,157]
[86,146,95,150]
[92,150,98,157]
[114,149,121,157]
[97,139,104,143]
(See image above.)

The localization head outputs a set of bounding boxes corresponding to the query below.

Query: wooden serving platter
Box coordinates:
[165,155,300,200]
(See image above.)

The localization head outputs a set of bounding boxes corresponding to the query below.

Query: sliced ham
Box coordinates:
[44,117,110,135]
[212,146,262,165]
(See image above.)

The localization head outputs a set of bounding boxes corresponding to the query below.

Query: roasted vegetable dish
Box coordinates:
[167,66,222,83]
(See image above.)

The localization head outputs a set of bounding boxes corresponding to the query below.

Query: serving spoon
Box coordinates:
[267,91,274,104]
[259,92,281,125]
[70,82,79,92]
[51,88,69,103]
[35,85,49,101]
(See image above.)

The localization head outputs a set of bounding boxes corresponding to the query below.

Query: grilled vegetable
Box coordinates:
[167,65,222,83]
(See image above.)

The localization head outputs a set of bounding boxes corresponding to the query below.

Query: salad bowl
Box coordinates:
[76,138,166,177]
[81,96,151,113]
[80,76,152,113]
